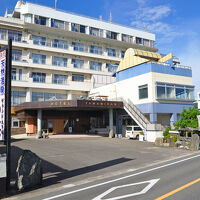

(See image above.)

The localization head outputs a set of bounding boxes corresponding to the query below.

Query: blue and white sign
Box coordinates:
[0,50,6,141]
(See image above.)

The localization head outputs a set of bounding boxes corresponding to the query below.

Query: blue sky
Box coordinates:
[1,0,200,95]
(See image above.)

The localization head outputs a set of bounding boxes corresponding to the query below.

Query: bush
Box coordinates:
[164,133,171,141]
[171,136,178,142]
[163,127,171,137]
[139,131,143,135]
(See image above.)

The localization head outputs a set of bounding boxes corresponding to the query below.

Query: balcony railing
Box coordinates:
[52,43,68,49]
[12,54,22,62]
[52,60,67,67]
[33,59,46,65]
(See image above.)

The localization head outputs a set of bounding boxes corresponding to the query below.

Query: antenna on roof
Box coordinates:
[109,11,112,22]
[99,15,102,21]
[55,0,57,9]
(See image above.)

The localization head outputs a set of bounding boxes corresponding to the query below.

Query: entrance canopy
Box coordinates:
[14,99,123,113]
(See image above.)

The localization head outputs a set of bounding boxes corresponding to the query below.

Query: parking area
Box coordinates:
[8,136,193,188]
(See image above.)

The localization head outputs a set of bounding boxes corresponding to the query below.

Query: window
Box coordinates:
[53,39,67,49]
[11,68,16,80]
[0,28,6,40]
[80,25,86,33]
[32,72,46,83]
[186,88,194,100]
[32,92,67,102]
[121,51,125,58]
[156,82,195,100]
[139,84,148,99]
[72,94,87,100]
[106,63,118,73]
[106,48,116,57]
[34,15,47,26]
[90,61,102,71]
[11,91,26,106]
[52,56,67,67]
[106,31,117,40]
[176,87,185,99]
[156,83,166,99]
[19,69,22,81]
[72,74,84,82]
[136,37,143,45]
[12,117,19,128]
[121,34,133,43]
[12,49,22,61]
[32,54,46,64]
[72,42,84,52]
[23,14,32,23]
[32,35,46,46]
[51,19,64,29]
[166,85,175,99]
[89,27,103,37]
[143,39,150,47]
[71,23,86,33]
[134,127,142,131]
[8,30,22,42]
[53,74,67,84]
[72,59,84,69]
[90,45,102,55]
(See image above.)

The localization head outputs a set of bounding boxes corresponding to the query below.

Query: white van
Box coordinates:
[125,126,142,139]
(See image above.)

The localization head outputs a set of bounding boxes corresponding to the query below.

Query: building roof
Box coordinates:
[117,48,173,72]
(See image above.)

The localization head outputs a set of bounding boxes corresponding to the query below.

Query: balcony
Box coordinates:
[12,77,91,91]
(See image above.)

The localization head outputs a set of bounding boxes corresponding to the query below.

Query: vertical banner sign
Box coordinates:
[0,50,6,141]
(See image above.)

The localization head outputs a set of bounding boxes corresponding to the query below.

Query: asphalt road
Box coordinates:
[27,153,200,200]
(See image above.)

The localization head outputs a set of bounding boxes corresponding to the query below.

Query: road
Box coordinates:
[27,153,200,200]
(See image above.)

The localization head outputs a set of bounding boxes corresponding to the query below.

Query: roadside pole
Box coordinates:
[5,39,12,189]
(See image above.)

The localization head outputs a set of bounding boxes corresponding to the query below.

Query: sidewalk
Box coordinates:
[11,133,103,140]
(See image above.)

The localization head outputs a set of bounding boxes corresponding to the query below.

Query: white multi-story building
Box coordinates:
[1,1,156,106]
[0,1,158,134]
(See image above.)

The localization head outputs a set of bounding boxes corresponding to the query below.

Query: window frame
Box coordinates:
[139,84,148,100]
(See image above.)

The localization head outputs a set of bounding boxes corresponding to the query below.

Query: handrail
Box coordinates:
[118,97,163,131]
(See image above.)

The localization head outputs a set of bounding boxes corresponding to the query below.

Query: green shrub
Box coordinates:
[164,133,171,141]
[163,127,171,137]
[171,136,178,142]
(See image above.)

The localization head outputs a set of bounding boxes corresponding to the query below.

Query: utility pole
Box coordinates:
[5,39,12,189]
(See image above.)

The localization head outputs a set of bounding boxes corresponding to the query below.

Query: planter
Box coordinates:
[139,134,144,141]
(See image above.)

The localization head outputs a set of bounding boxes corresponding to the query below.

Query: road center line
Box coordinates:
[155,178,200,200]
[43,153,200,200]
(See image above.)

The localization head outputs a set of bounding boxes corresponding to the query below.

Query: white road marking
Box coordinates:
[62,184,75,188]
[92,178,160,200]
[127,168,136,172]
[43,153,200,200]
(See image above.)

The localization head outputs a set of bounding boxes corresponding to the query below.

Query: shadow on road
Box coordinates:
[0,142,133,197]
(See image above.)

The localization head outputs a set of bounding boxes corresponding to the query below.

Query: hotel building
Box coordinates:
[0,1,157,134]
[2,1,194,141]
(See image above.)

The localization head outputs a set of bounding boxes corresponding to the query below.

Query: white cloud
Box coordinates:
[134,5,171,21]
[136,0,146,6]
[129,4,181,45]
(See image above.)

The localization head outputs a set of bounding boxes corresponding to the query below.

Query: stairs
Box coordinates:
[119,97,163,131]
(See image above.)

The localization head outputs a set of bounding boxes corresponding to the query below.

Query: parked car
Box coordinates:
[125,126,142,139]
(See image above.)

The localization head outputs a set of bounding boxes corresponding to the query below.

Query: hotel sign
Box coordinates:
[0,50,6,141]
[48,100,123,108]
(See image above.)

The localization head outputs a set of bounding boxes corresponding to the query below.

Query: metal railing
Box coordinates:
[118,97,163,131]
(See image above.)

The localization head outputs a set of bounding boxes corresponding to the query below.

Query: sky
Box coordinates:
[0,0,200,96]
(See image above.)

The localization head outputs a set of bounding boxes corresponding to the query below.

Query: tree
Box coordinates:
[174,107,200,129]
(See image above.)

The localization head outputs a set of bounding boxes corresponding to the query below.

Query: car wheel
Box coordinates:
[136,135,139,140]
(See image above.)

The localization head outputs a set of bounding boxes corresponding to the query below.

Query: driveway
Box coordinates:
[2,136,195,199]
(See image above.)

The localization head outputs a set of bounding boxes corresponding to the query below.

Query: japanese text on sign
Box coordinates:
[0,50,6,141]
